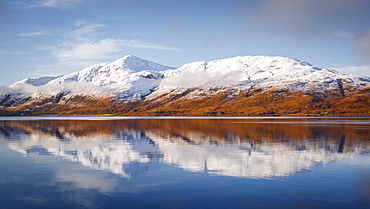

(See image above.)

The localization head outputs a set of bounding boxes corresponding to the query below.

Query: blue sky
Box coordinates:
[1,0,370,85]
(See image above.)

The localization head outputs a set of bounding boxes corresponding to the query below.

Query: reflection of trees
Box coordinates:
[1,118,369,145]
[128,119,370,147]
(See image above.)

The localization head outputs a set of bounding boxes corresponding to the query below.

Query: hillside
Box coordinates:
[1,55,370,116]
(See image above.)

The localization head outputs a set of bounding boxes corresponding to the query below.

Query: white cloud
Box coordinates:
[160,68,246,89]
[66,24,105,41]
[55,39,121,64]
[5,81,104,95]
[0,50,25,55]
[18,31,47,37]
[0,85,18,94]
[37,23,181,67]
[118,39,182,51]
[335,66,370,77]
[31,0,83,8]
[74,19,87,27]
[37,46,56,51]
[53,38,181,66]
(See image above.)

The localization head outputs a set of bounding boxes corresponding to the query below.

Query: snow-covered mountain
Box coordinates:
[47,55,174,95]
[6,55,174,99]
[6,55,370,97]
[1,55,370,116]
[157,55,370,92]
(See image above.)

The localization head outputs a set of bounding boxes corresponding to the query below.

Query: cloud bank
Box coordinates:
[160,69,246,89]
[0,82,104,95]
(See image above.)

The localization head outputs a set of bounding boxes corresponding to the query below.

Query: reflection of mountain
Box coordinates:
[1,119,369,179]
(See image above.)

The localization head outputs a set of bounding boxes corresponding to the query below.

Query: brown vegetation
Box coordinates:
[1,88,370,116]
[2,118,369,146]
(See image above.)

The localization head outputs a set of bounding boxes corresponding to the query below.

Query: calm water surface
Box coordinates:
[0,117,369,209]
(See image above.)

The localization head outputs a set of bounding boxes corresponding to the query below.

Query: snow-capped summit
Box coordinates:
[110,55,174,73]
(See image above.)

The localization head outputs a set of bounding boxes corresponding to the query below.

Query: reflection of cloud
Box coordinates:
[15,195,47,205]
[0,176,23,183]
[60,141,153,178]
[54,170,117,193]
[53,165,176,194]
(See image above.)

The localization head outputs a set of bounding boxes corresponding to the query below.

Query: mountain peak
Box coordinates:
[109,55,174,73]
[114,54,142,62]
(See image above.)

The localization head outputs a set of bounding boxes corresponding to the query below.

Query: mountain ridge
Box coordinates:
[1,55,370,116]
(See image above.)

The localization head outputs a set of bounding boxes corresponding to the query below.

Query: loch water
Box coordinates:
[0,117,369,209]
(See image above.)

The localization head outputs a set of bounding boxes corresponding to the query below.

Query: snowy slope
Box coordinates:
[159,56,370,91]
[44,55,175,98]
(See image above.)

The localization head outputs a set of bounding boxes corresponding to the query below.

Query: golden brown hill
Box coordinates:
[1,87,369,116]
